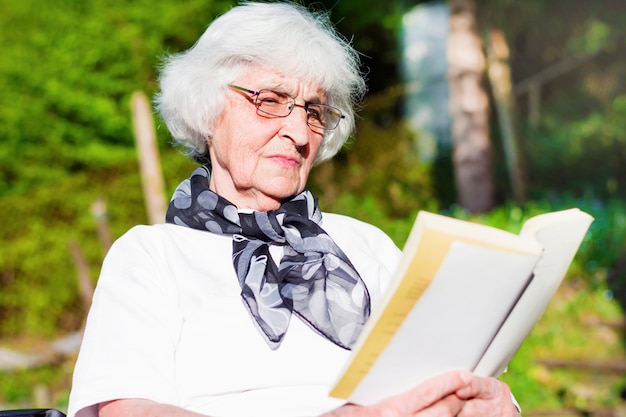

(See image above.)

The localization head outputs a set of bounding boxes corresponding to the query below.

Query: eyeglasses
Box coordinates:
[228,84,345,131]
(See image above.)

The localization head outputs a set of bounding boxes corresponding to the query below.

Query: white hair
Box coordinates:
[155,1,367,164]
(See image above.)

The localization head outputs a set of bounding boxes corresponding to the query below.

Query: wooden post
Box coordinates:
[90,197,113,254]
[131,91,167,225]
[68,241,94,312]
[486,28,526,204]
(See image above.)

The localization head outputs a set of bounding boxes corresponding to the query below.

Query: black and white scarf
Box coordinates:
[166,166,371,350]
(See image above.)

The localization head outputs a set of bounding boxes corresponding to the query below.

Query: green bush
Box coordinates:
[524,94,626,199]
[0,0,234,197]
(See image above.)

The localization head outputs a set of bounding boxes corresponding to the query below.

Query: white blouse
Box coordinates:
[68,213,401,417]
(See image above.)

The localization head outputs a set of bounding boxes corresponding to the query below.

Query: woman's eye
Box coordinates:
[258,91,285,104]
[308,107,323,121]
[259,96,279,104]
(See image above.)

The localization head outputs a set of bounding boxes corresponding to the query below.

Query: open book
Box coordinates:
[330,208,593,405]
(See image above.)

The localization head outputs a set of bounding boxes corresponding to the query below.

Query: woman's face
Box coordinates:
[207,69,326,211]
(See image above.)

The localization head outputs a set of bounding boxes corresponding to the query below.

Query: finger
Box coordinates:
[456,376,505,400]
[457,393,519,417]
[414,394,464,417]
[377,370,472,414]
[411,370,473,408]
[455,378,519,417]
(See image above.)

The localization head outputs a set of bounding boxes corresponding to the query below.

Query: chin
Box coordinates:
[264,182,305,201]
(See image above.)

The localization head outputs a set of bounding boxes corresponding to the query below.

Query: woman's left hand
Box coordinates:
[455,375,521,417]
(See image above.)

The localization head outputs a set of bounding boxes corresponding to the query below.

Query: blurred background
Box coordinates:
[1,0,625,415]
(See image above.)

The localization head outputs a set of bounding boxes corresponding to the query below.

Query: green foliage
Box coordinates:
[481,0,626,205]
[0,361,73,411]
[0,147,198,339]
[0,162,139,337]
[310,0,404,94]
[309,89,438,220]
[525,93,626,199]
[0,0,234,197]
[0,0,236,336]
[501,281,625,412]
[567,18,613,56]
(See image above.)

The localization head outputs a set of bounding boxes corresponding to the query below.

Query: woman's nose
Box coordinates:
[279,103,313,146]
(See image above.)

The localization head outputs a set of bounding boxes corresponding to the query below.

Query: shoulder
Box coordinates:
[102,223,231,273]
[115,223,204,244]
[110,223,228,252]
[320,212,402,304]
[321,212,401,269]
[321,212,390,237]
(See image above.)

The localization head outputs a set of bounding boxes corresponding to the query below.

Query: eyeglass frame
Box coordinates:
[228,84,345,131]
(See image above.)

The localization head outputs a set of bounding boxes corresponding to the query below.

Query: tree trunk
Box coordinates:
[486,28,527,204]
[447,0,495,212]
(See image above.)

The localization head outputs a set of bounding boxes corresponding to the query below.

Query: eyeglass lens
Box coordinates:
[254,90,341,130]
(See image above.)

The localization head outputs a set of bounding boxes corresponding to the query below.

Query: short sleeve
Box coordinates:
[67,226,184,417]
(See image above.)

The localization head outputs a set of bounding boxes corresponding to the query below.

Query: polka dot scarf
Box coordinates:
[166,166,371,350]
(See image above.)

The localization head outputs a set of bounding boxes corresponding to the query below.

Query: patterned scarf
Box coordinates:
[166,166,371,350]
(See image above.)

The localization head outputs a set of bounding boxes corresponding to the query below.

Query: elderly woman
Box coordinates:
[67,2,520,417]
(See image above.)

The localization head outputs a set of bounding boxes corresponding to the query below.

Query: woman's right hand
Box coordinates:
[321,370,472,417]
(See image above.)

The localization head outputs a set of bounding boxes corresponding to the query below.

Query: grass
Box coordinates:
[502,281,626,413]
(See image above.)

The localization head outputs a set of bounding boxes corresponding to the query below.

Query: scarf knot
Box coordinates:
[237,211,286,244]
[166,166,371,350]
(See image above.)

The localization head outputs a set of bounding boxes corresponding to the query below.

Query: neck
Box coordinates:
[208,177,284,212]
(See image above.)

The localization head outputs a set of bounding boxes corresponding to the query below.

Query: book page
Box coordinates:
[473,209,594,377]
[331,241,540,405]
[365,211,544,349]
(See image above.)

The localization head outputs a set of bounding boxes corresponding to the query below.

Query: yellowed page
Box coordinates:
[332,241,540,404]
